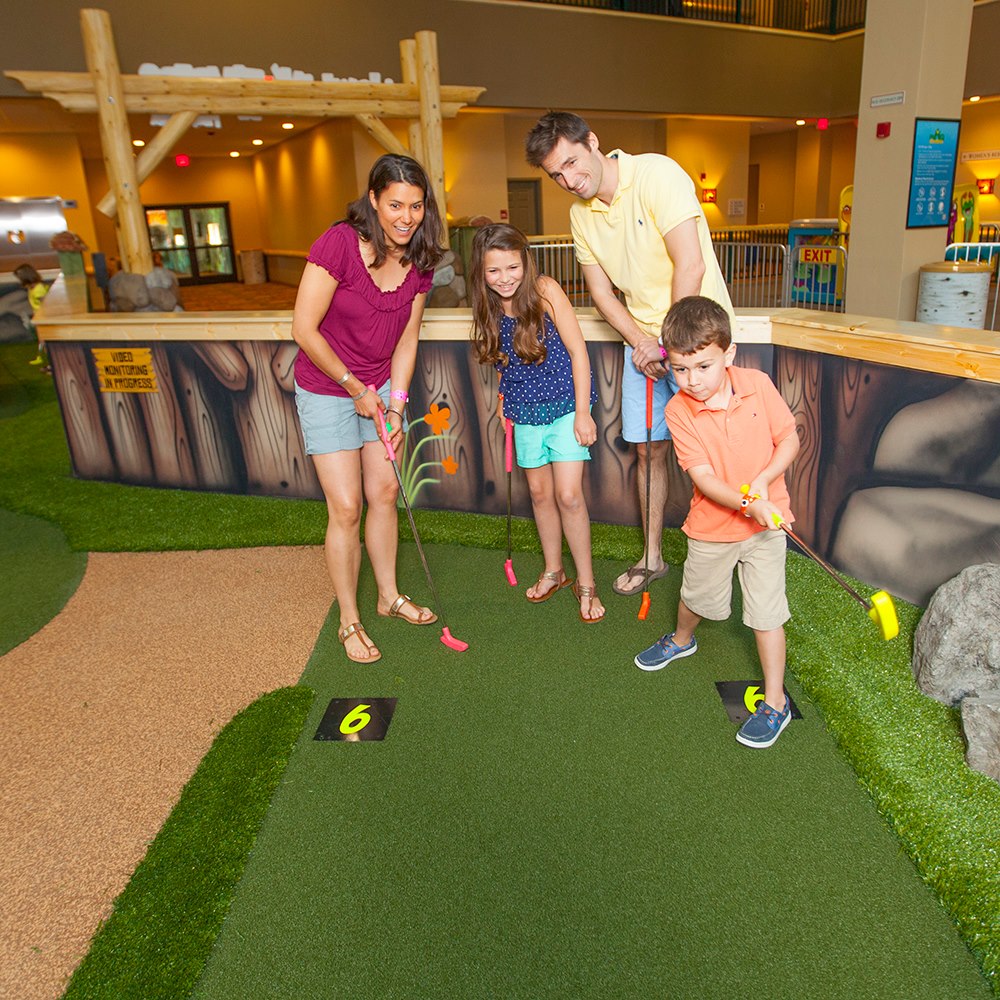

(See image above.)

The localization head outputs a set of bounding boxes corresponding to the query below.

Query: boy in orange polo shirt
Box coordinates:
[633,296,800,749]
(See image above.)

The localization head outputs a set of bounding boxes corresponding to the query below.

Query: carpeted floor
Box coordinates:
[174,281,298,312]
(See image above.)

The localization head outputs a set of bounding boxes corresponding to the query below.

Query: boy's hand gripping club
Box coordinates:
[374,392,468,652]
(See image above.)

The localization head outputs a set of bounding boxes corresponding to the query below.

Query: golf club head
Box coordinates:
[868,590,899,641]
[504,559,517,587]
[638,591,651,621]
[440,626,469,652]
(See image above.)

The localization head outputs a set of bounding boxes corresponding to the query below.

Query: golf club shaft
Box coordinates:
[777,522,871,611]
[639,376,654,620]
[372,393,450,627]
[505,418,513,560]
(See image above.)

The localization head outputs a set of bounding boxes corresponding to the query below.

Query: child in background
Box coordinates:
[14,264,49,368]
[469,223,605,622]
[634,296,800,748]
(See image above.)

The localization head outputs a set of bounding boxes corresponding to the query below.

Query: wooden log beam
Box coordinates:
[6,69,485,105]
[80,8,152,274]
[97,110,197,217]
[399,40,425,167]
[415,31,448,243]
[41,90,467,119]
[354,114,407,156]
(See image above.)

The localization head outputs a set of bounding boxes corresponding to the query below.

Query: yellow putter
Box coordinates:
[739,486,898,641]
[772,511,898,641]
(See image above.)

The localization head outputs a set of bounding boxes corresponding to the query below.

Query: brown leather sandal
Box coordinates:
[378,594,437,625]
[338,622,381,663]
[573,582,605,623]
[526,569,575,603]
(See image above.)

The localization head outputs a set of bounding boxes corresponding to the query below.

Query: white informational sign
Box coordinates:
[870,91,905,108]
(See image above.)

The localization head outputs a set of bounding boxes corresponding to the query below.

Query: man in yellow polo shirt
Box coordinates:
[525,111,734,596]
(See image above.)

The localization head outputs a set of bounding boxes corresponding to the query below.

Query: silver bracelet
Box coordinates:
[350,386,369,401]
[337,370,353,385]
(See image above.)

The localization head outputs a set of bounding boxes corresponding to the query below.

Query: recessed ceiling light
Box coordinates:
[795,119,806,126]
[281,122,295,130]
[252,138,263,146]
[230,151,240,158]
[132,139,145,147]
[970,95,981,103]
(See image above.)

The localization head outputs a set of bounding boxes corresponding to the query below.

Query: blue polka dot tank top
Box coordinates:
[496,312,597,426]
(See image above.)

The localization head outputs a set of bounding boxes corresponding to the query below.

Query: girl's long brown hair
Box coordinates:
[469,224,547,367]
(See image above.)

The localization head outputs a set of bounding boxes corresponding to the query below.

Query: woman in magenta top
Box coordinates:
[292,154,444,664]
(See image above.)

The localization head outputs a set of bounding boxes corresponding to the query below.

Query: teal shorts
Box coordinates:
[514,410,591,469]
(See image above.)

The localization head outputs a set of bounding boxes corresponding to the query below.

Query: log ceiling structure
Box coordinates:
[6,8,485,273]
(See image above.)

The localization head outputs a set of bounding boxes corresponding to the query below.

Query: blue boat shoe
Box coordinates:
[736,697,792,748]
[634,632,697,672]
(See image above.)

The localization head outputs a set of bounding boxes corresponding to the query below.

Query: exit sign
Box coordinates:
[800,247,838,264]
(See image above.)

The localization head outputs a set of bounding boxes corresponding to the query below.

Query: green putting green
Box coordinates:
[189,544,991,1000]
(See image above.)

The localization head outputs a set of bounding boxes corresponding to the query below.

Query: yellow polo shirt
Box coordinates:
[570,149,733,336]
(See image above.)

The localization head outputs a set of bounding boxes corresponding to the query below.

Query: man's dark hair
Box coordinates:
[525,111,592,168]
[661,296,732,355]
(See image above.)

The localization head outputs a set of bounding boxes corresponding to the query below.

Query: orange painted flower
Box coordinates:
[423,403,451,435]
[441,455,459,475]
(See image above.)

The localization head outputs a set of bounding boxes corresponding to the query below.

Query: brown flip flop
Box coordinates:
[611,563,668,596]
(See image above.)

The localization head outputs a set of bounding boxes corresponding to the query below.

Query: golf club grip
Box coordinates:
[370,387,397,462]
[638,591,651,620]
[505,418,513,473]
[645,376,654,425]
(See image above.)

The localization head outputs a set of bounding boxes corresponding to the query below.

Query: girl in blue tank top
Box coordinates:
[470,224,604,623]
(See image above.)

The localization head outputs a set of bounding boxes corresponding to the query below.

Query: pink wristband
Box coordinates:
[390,389,408,402]
[659,346,667,359]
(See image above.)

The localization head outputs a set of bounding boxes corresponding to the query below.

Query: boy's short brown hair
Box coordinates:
[661,295,731,355]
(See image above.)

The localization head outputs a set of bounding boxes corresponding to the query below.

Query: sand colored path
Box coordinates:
[0,547,334,1000]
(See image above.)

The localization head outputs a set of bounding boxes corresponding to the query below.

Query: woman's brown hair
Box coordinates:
[345,154,444,273]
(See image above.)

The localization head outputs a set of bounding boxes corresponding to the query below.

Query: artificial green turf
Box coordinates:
[0,507,86,656]
[61,686,314,1000]
[190,544,993,1000]
[1,343,997,996]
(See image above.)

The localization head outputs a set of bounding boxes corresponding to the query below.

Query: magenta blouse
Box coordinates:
[293,222,434,396]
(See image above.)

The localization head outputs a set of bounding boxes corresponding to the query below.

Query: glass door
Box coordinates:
[144,203,236,284]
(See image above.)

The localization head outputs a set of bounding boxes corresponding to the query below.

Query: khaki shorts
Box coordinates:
[681,530,790,631]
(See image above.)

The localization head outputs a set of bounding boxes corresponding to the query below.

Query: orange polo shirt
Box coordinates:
[666,365,796,542]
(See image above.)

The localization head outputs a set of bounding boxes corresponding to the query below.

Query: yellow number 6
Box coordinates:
[340,703,372,735]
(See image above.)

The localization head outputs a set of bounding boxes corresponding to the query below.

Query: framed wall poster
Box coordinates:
[906,118,961,228]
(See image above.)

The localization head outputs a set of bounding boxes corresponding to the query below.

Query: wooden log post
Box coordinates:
[399,39,425,167]
[97,111,197,218]
[415,31,448,243]
[354,113,407,157]
[80,8,152,274]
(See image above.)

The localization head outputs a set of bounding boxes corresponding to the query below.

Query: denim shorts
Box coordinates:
[620,345,677,443]
[514,409,591,468]
[294,379,403,454]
